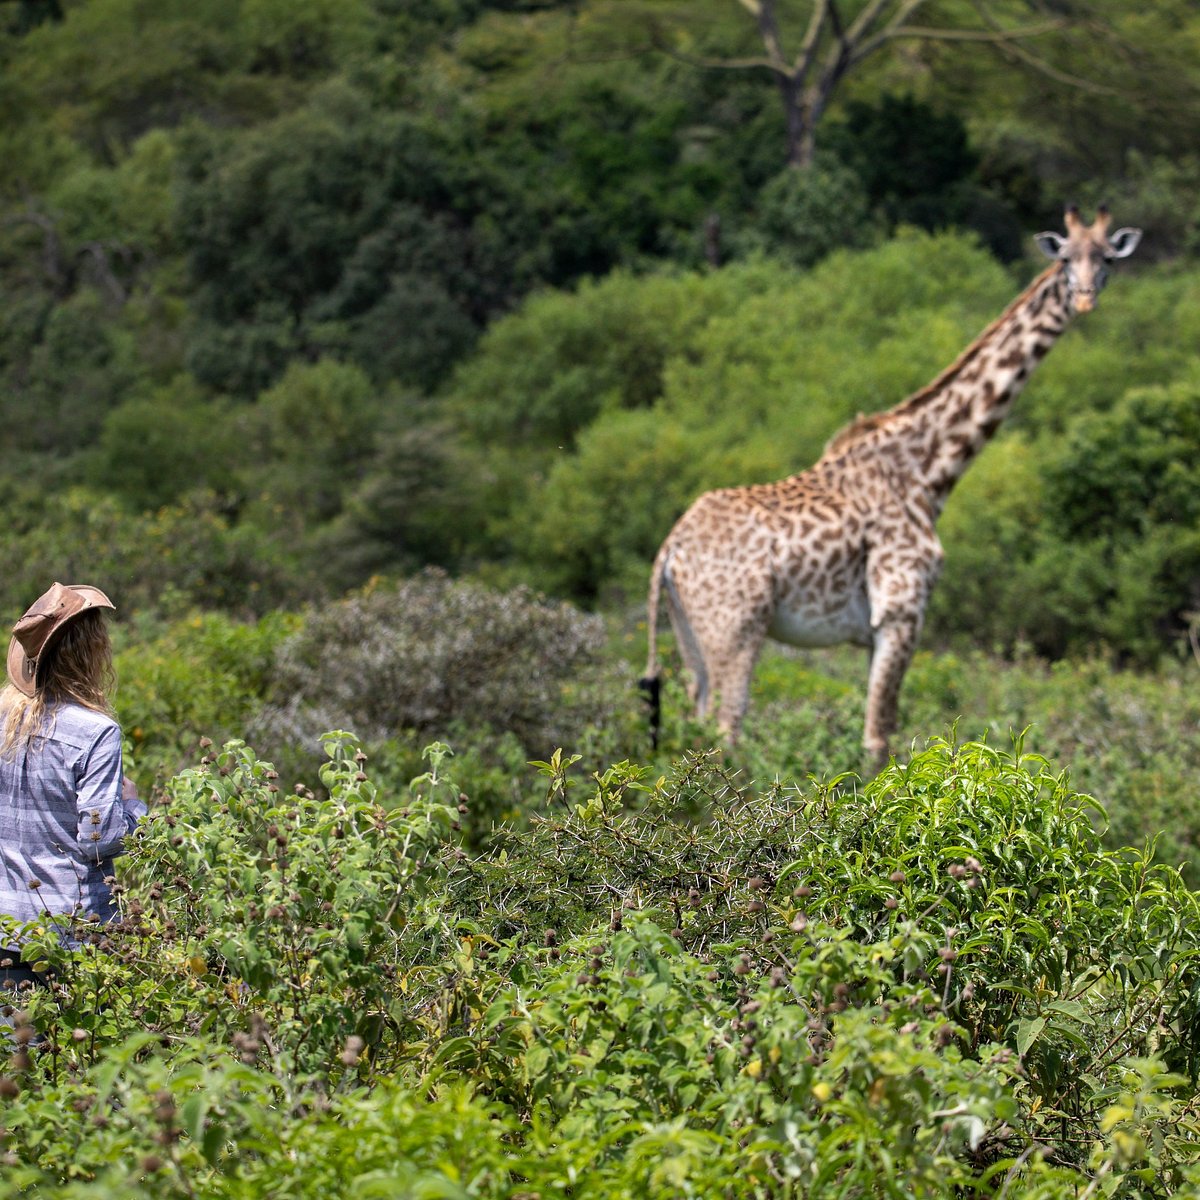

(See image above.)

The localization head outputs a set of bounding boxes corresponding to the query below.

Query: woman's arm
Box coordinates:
[76,724,144,862]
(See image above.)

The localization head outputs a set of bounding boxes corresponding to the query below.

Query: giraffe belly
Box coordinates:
[768,587,873,649]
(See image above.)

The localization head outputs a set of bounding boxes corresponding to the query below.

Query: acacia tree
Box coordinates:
[622,1,1106,169]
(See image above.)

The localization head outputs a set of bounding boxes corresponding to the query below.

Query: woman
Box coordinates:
[0,583,145,992]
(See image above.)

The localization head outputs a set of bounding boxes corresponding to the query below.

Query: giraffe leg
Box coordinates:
[864,528,943,771]
[663,567,710,715]
[863,614,921,771]
[707,621,769,740]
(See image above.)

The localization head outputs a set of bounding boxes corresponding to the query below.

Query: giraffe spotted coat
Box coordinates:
[643,208,1142,768]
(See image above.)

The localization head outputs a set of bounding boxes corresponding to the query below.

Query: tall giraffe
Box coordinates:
[642,207,1141,767]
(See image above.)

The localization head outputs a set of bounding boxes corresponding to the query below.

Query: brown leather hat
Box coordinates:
[6,583,115,697]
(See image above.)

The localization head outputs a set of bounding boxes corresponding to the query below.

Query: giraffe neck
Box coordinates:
[824,264,1073,511]
[894,263,1071,509]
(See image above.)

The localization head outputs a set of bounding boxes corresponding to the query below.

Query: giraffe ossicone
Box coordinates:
[642,208,1141,770]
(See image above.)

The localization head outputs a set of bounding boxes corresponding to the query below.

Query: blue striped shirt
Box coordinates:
[0,702,146,948]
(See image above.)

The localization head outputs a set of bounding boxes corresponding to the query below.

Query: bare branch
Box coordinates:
[794,0,832,80]
[851,16,1065,69]
[751,0,790,75]
[845,0,912,44]
[77,241,128,306]
[968,0,1118,95]
[645,30,779,73]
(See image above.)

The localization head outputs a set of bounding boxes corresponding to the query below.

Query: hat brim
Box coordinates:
[6,585,114,697]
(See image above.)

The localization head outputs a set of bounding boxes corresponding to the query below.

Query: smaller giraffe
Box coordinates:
[642,208,1141,768]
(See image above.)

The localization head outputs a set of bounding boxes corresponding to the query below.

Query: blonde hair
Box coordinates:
[0,610,115,758]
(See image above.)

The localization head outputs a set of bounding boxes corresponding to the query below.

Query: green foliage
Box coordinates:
[721,640,1200,886]
[246,572,638,833]
[440,738,1200,1192]
[4,733,1200,1196]
[244,358,384,528]
[0,486,297,623]
[1033,379,1200,656]
[114,609,298,791]
[87,377,243,511]
[447,264,780,451]
[733,160,878,267]
[831,95,979,231]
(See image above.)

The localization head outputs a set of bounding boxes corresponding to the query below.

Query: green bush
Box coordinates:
[732,160,878,267]
[0,485,300,624]
[439,739,1200,1192]
[2,735,1199,1196]
[252,571,630,754]
[720,640,1200,885]
[88,377,244,511]
[246,572,639,832]
[114,609,298,792]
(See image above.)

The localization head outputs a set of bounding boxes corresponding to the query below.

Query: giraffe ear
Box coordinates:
[1106,227,1142,259]
[1034,232,1066,259]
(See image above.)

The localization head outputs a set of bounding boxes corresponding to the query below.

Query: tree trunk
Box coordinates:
[776,73,814,169]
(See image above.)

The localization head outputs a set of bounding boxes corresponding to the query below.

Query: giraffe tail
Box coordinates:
[638,541,670,750]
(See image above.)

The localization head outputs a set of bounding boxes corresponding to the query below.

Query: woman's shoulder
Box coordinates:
[51,702,120,745]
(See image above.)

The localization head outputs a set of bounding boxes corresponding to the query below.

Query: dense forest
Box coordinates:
[2,1,1200,1196]
[2,0,1199,654]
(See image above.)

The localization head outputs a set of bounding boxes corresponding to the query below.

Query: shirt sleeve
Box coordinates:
[76,724,143,863]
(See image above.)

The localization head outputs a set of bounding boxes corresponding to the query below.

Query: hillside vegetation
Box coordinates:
[1,1,1200,1195]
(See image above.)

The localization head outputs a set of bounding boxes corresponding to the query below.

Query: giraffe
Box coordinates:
[641,207,1141,768]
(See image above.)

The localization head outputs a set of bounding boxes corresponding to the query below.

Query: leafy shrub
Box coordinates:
[3,734,1199,1196]
[722,640,1200,885]
[446,261,786,452]
[88,377,244,511]
[438,739,1200,1192]
[1031,379,1200,659]
[242,357,384,529]
[114,609,298,792]
[733,160,878,267]
[249,570,637,776]
[0,485,300,623]
[11,735,458,1085]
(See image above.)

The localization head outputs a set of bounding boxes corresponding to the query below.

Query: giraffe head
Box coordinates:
[1034,206,1141,314]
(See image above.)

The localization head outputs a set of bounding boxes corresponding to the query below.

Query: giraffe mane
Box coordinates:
[821,261,1063,458]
